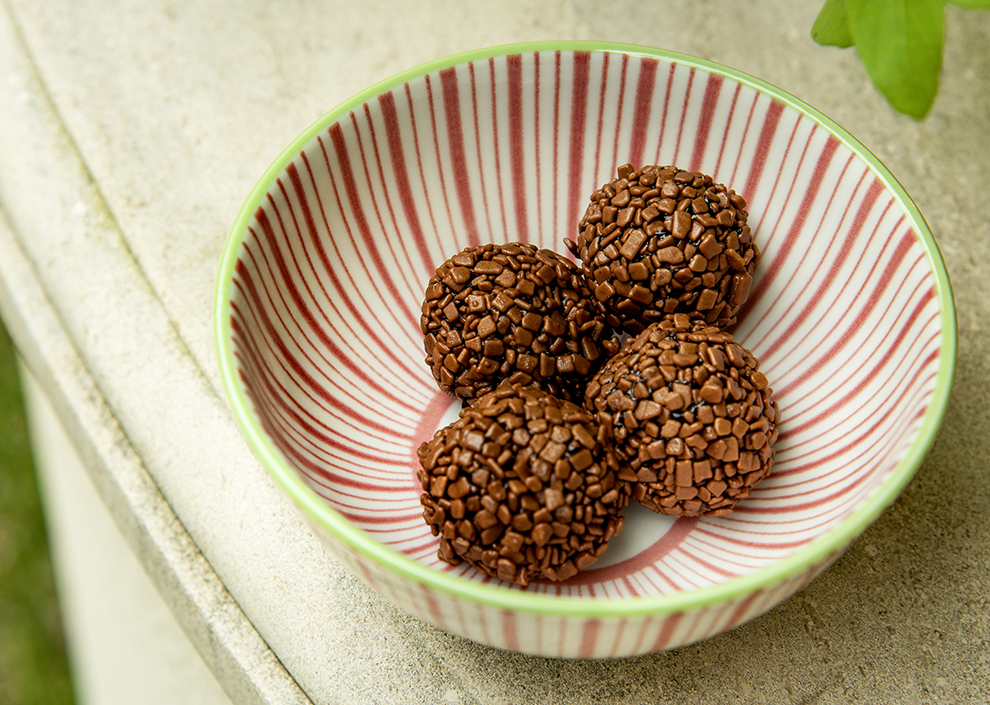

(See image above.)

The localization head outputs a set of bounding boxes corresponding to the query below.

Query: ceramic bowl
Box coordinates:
[214,41,956,658]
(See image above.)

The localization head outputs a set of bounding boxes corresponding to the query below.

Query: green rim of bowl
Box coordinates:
[214,40,957,619]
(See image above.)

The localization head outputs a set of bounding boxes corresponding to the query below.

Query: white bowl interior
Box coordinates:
[226,49,944,600]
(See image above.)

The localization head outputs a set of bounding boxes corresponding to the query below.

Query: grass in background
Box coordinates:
[0,319,74,705]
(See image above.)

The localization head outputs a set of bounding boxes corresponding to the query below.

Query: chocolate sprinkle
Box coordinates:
[417,384,631,585]
[585,315,780,518]
[421,242,619,404]
[565,163,760,334]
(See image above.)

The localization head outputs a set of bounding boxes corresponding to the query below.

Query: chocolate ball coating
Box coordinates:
[417,384,631,586]
[421,242,618,404]
[565,163,760,334]
[585,317,780,518]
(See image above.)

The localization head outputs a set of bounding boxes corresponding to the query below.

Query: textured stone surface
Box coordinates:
[0,0,987,702]
[22,367,233,705]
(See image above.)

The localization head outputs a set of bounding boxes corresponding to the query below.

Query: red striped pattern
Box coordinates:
[225,50,946,657]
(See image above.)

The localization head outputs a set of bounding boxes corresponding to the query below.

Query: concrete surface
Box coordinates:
[21,364,233,705]
[0,0,987,703]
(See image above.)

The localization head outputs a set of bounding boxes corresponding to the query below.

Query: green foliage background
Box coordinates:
[0,320,75,705]
[813,0,990,118]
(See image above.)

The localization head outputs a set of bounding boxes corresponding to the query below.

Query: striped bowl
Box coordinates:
[214,41,956,658]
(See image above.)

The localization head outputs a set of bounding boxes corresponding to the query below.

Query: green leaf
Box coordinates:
[812,0,855,47]
[847,0,945,119]
[947,0,990,9]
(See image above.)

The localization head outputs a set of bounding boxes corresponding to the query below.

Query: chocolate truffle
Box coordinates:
[417,384,632,586]
[421,242,618,404]
[565,163,760,334]
[585,315,780,518]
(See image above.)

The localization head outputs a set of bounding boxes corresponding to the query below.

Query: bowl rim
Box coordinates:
[214,39,957,618]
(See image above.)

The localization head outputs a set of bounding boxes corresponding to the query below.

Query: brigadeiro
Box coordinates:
[585,314,780,518]
[421,242,618,405]
[416,384,632,586]
[565,163,760,334]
